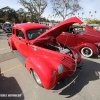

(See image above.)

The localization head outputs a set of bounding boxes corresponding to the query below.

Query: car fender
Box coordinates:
[69,47,81,64]
[75,43,99,55]
[8,37,16,51]
[25,56,58,89]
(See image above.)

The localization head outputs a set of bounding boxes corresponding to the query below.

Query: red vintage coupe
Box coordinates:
[57,23,100,58]
[7,17,82,89]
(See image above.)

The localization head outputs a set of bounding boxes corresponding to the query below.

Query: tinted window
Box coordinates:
[64,28,74,34]
[4,23,11,27]
[12,29,15,34]
[26,28,48,40]
[16,29,25,39]
[74,27,84,34]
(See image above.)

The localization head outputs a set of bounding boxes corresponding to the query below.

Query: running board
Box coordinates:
[13,50,26,65]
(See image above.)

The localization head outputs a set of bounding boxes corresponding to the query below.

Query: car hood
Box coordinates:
[32,17,82,43]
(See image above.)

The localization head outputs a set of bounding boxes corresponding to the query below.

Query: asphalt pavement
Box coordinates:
[0,29,100,100]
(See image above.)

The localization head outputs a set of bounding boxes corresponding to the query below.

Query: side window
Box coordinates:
[27,30,41,40]
[12,29,15,34]
[16,29,25,39]
[4,24,6,27]
[26,28,48,40]
[64,28,74,34]
[69,28,74,33]
[74,27,84,34]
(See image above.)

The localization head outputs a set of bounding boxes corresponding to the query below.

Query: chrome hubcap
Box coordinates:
[84,49,90,55]
[81,47,93,57]
[33,71,41,84]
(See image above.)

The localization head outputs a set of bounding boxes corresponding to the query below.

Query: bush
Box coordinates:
[0,18,5,23]
[87,19,100,24]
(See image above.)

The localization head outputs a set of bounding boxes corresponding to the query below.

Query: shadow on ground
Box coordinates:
[0,68,24,100]
[53,58,100,98]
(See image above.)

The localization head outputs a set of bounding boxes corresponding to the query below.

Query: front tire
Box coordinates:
[31,69,43,87]
[81,47,93,58]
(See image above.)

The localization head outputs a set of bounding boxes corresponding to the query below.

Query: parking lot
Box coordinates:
[0,29,100,100]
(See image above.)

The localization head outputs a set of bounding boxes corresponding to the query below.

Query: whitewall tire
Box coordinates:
[81,47,93,58]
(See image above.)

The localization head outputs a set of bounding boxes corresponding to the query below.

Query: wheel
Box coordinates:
[81,47,93,58]
[31,69,43,87]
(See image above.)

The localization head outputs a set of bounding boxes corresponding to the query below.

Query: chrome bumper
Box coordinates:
[53,63,83,92]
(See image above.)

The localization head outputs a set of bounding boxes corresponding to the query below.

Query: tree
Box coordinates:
[86,19,100,24]
[50,0,82,20]
[0,6,10,21]
[0,18,5,23]
[94,11,96,19]
[16,8,26,23]
[0,6,17,22]
[89,11,91,19]
[82,12,84,16]
[19,0,48,22]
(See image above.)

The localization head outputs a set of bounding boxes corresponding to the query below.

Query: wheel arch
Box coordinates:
[75,43,99,56]
[8,37,16,51]
[25,56,57,89]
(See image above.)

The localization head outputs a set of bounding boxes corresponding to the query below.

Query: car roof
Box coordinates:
[4,22,11,24]
[13,23,48,31]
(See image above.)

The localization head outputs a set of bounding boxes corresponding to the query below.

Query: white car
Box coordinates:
[2,22,12,33]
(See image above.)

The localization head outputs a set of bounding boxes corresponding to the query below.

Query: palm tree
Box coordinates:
[78,13,79,17]
[91,15,93,19]
[82,12,84,20]
[94,11,96,19]
[89,11,91,19]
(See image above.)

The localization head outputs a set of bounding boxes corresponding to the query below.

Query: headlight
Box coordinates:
[58,64,64,74]
[98,43,100,47]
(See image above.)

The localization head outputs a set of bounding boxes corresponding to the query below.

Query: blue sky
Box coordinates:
[0,0,100,21]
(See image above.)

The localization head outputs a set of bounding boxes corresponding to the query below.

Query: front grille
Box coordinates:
[62,56,76,70]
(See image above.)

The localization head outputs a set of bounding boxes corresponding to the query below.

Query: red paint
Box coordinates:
[57,24,100,57]
[8,17,82,89]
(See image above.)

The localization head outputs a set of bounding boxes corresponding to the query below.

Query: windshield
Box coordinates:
[4,23,11,27]
[74,27,84,34]
[26,28,48,40]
